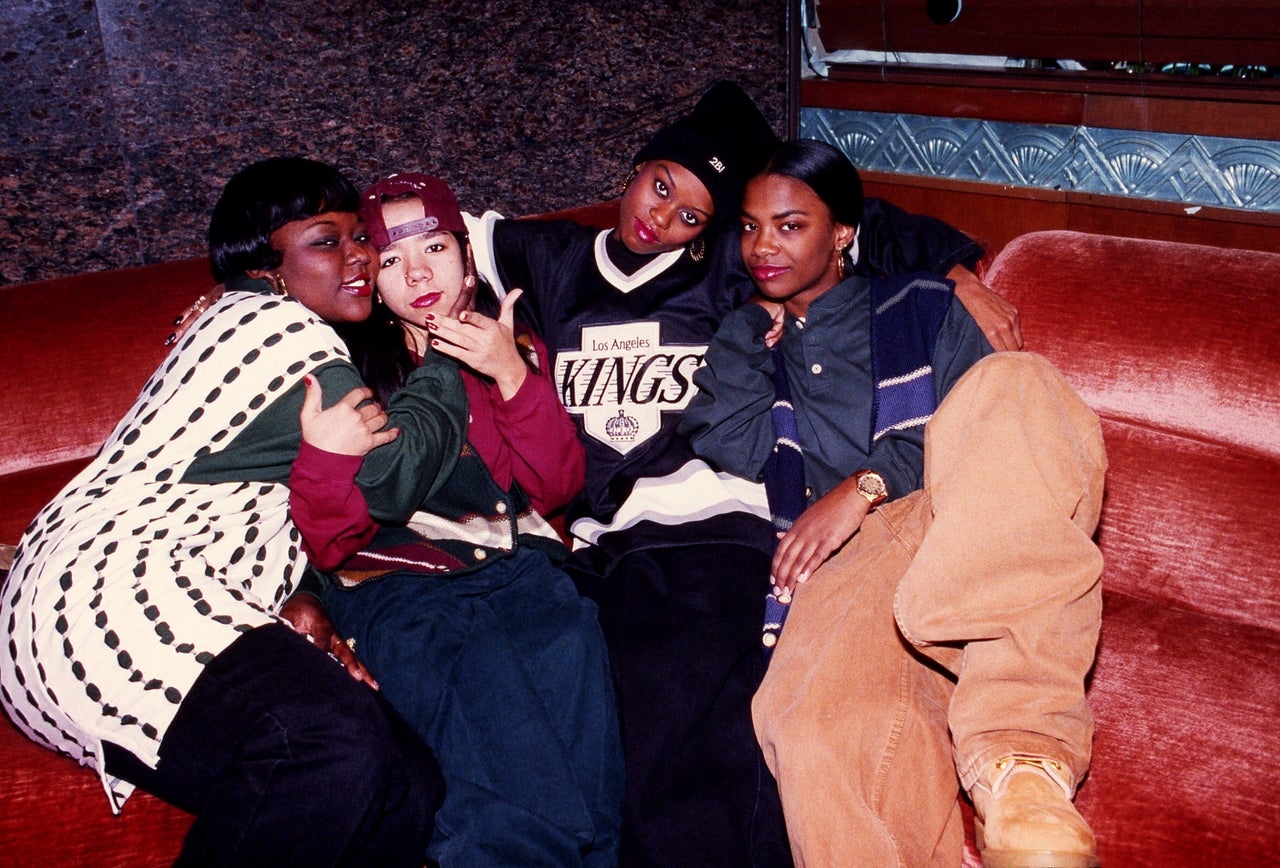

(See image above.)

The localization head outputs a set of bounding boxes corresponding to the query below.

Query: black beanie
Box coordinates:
[634,82,780,226]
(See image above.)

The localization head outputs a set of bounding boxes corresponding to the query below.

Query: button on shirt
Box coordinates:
[782,277,988,502]
[681,276,991,505]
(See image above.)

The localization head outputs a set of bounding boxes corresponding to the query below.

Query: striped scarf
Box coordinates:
[759,273,952,655]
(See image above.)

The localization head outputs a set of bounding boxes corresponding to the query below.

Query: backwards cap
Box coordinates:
[633,81,780,225]
[360,172,465,250]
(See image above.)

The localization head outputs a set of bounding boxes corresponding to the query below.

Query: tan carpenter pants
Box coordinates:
[753,352,1107,868]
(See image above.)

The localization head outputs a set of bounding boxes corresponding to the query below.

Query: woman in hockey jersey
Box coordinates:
[464,82,1016,865]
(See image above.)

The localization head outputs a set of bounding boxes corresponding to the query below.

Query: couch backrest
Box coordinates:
[985,231,1280,632]
[0,258,212,476]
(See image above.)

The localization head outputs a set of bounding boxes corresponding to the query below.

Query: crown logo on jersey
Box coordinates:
[604,409,640,442]
[709,156,726,173]
[557,322,706,456]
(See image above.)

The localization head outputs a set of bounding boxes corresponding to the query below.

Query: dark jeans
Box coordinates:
[104,623,443,868]
[322,547,623,868]
[567,541,793,868]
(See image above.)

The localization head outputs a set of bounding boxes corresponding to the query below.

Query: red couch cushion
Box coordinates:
[0,714,192,866]
[986,231,1280,460]
[987,231,1280,625]
[0,258,211,477]
[986,231,1280,866]
[1080,592,1280,865]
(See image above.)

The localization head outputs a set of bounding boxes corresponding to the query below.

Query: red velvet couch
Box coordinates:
[2,228,1278,866]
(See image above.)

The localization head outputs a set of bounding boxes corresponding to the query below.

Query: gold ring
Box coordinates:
[344,637,356,652]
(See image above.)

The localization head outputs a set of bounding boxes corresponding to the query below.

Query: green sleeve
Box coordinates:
[183,355,467,524]
[348,352,468,522]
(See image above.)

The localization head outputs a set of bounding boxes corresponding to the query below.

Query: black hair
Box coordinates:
[758,140,864,230]
[334,232,502,407]
[208,157,361,283]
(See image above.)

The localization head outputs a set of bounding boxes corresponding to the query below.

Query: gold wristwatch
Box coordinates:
[853,469,888,509]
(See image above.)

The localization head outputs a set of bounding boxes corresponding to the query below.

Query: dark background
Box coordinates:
[0,0,787,286]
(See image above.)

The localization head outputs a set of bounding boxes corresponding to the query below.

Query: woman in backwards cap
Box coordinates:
[464,81,1017,866]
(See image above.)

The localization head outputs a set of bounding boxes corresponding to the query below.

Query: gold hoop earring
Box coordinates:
[836,249,846,282]
[622,166,639,194]
[272,273,289,296]
[688,236,706,263]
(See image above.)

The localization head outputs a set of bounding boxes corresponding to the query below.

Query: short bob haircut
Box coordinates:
[758,139,865,231]
[208,157,361,283]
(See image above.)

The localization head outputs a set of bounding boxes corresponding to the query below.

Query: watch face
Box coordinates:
[857,471,887,503]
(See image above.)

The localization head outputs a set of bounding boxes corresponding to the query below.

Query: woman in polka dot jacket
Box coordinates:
[0,157,459,865]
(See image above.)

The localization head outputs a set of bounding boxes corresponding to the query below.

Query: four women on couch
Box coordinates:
[1,82,1043,867]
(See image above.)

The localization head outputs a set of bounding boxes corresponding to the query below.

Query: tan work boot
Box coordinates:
[970,755,1100,868]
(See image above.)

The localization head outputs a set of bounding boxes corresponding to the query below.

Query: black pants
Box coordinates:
[104,623,443,868]
[568,541,793,868]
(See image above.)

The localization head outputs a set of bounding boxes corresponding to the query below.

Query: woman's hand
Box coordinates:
[299,375,399,456]
[770,478,871,594]
[948,265,1022,351]
[427,288,528,400]
[748,295,786,348]
[279,594,379,690]
[165,286,226,346]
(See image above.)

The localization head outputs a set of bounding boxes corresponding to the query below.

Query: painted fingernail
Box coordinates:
[778,592,792,604]
[164,333,176,346]
[424,313,434,321]
[173,315,184,326]
[798,571,810,583]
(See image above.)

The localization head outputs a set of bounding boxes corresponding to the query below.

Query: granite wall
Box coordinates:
[0,0,787,286]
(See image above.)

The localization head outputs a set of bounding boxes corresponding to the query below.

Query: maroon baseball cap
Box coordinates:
[360,172,465,250]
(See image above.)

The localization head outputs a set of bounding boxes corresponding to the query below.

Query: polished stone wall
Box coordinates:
[0,0,786,286]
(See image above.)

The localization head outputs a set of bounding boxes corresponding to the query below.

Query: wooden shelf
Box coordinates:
[804,71,1280,140]
[858,170,1280,257]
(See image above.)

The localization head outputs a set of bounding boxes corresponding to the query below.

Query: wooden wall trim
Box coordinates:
[814,0,1280,65]
[804,74,1280,140]
[860,170,1280,257]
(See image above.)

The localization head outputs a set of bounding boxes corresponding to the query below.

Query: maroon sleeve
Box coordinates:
[487,330,586,515]
[289,440,379,571]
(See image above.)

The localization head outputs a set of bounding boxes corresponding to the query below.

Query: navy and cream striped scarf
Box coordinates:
[760,273,953,655]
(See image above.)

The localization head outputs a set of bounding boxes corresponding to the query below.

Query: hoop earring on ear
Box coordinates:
[622,166,639,194]
[836,249,846,282]
[688,236,706,263]
[273,273,289,296]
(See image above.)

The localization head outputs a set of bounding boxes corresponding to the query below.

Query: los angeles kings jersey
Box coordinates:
[464,202,981,552]
[467,212,771,547]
